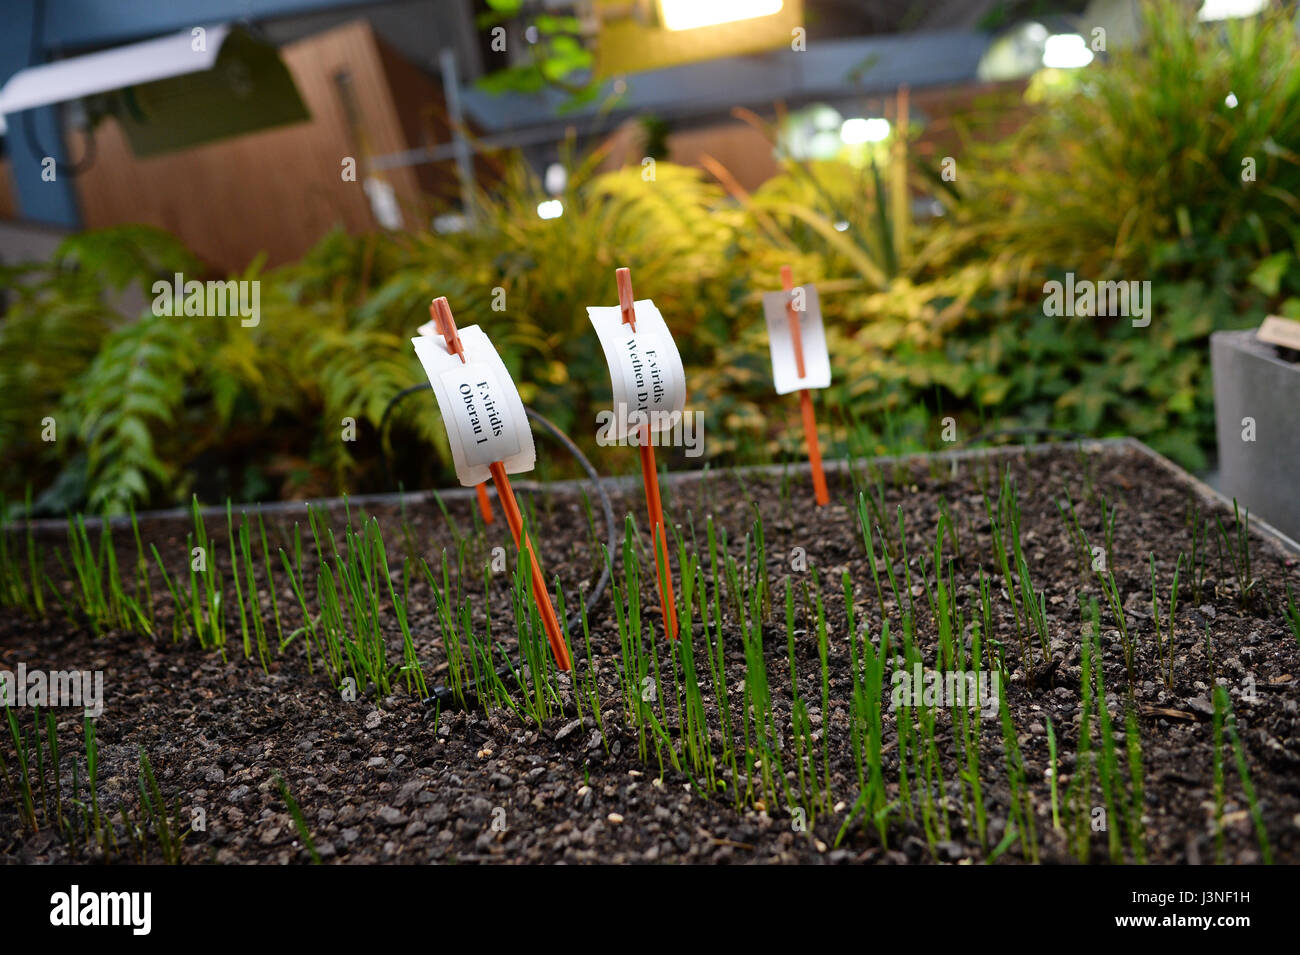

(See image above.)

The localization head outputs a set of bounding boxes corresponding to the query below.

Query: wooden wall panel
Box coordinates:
[0,160,16,221]
[70,20,440,272]
[666,123,781,193]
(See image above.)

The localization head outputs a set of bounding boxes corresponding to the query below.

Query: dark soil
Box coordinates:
[3,441,1299,864]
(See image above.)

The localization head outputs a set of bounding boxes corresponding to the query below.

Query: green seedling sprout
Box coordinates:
[276,773,321,864]
[1216,687,1273,864]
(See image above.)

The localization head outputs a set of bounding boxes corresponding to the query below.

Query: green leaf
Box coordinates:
[1248,252,1292,297]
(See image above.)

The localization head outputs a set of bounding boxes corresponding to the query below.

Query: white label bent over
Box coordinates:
[587,299,687,440]
[412,322,534,486]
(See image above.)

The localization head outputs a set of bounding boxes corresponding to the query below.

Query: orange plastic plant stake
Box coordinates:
[616,268,678,639]
[781,265,830,507]
[430,301,494,525]
[488,461,571,670]
[429,298,570,670]
[474,483,494,525]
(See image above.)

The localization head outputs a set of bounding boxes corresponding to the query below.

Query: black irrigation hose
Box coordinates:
[377,383,618,711]
[518,404,617,635]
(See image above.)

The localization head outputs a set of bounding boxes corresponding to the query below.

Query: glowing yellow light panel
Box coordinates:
[596,0,801,77]
[657,0,784,32]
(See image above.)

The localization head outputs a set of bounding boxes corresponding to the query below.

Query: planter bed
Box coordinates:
[2,439,1298,864]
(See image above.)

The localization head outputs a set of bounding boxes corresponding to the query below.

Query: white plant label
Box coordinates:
[762,284,830,395]
[411,322,534,486]
[1258,314,1300,351]
[587,299,687,439]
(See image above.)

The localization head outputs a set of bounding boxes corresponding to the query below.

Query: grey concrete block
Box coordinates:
[1211,329,1300,541]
